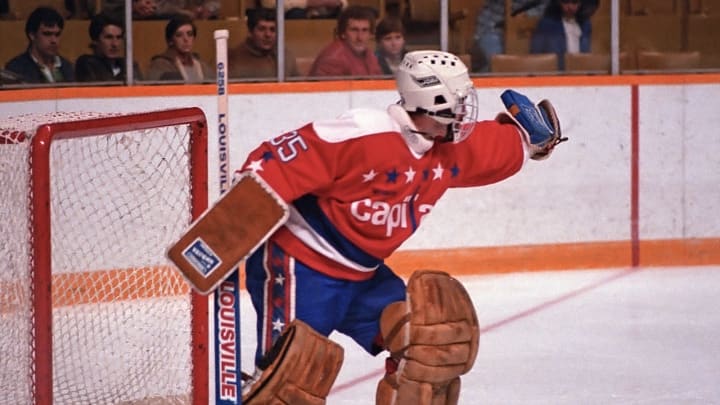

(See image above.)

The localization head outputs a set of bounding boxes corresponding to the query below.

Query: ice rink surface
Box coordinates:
[240,265,720,404]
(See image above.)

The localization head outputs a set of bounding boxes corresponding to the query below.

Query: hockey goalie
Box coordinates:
[169,49,564,404]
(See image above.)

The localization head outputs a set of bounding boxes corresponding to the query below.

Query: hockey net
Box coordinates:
[0,109,209,405]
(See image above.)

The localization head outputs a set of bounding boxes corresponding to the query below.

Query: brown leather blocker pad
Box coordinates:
[167,172,288,294]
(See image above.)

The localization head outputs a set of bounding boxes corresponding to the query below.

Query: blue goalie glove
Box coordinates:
[498,89,568,160]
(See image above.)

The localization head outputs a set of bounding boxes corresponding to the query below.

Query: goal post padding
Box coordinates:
[0,109,209,405]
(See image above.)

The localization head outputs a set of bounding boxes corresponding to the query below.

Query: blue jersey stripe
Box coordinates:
[293,194,382,268]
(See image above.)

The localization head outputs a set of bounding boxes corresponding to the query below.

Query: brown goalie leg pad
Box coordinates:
[376,271,478,404]
[242,320,344,405]
[381,271,480,377]
[376,374,461,405]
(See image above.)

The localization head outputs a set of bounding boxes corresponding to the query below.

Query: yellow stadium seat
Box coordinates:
[636,51,702,71]
[490,53,558,74]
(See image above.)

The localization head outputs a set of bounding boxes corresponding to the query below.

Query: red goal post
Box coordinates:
[0,108,209,405]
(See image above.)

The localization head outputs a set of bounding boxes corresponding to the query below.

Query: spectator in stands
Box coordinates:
[4,6,74,84]
[0,0,14,20]
[155,0,221,19]
[228,8,299,79]
[103,0,161,21]
[75,14,142,82]
[64,0,96,19]
[146,15,213,82]
[309,5,382,77]
[530,0,594,70]
[258,0,347,19]
[374,16,407,75]
[470,0,549,72]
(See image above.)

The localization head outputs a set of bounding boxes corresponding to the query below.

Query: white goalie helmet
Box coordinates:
[395,50,478,143]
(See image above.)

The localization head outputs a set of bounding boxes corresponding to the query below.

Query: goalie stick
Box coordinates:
[213,28,242,405]
[212,28,246,405]
[212,29,241,405]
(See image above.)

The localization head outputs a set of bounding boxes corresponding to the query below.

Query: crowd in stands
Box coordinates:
[1,2,399,85]
[0,0,714,86]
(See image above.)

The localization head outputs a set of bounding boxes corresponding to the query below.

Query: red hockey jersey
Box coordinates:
[238,108,526,280]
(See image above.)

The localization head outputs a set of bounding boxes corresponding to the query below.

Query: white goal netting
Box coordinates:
[0,111,206,405]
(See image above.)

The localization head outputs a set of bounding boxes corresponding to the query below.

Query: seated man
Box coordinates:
[5,6,74,84]
[308,5,382,77]
[228,8,298,79]
[75,14,143,82]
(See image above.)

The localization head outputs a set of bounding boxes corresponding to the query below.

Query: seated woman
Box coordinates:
[529,0,594,70]
[146,15,213,82]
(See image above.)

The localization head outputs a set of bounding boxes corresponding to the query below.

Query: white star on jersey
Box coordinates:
[432,163,444,180]
[247,159,264,172]
[275,274,285,286]
[272,318,285,332]
[404,166,416,183]
[362,169,378,182]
